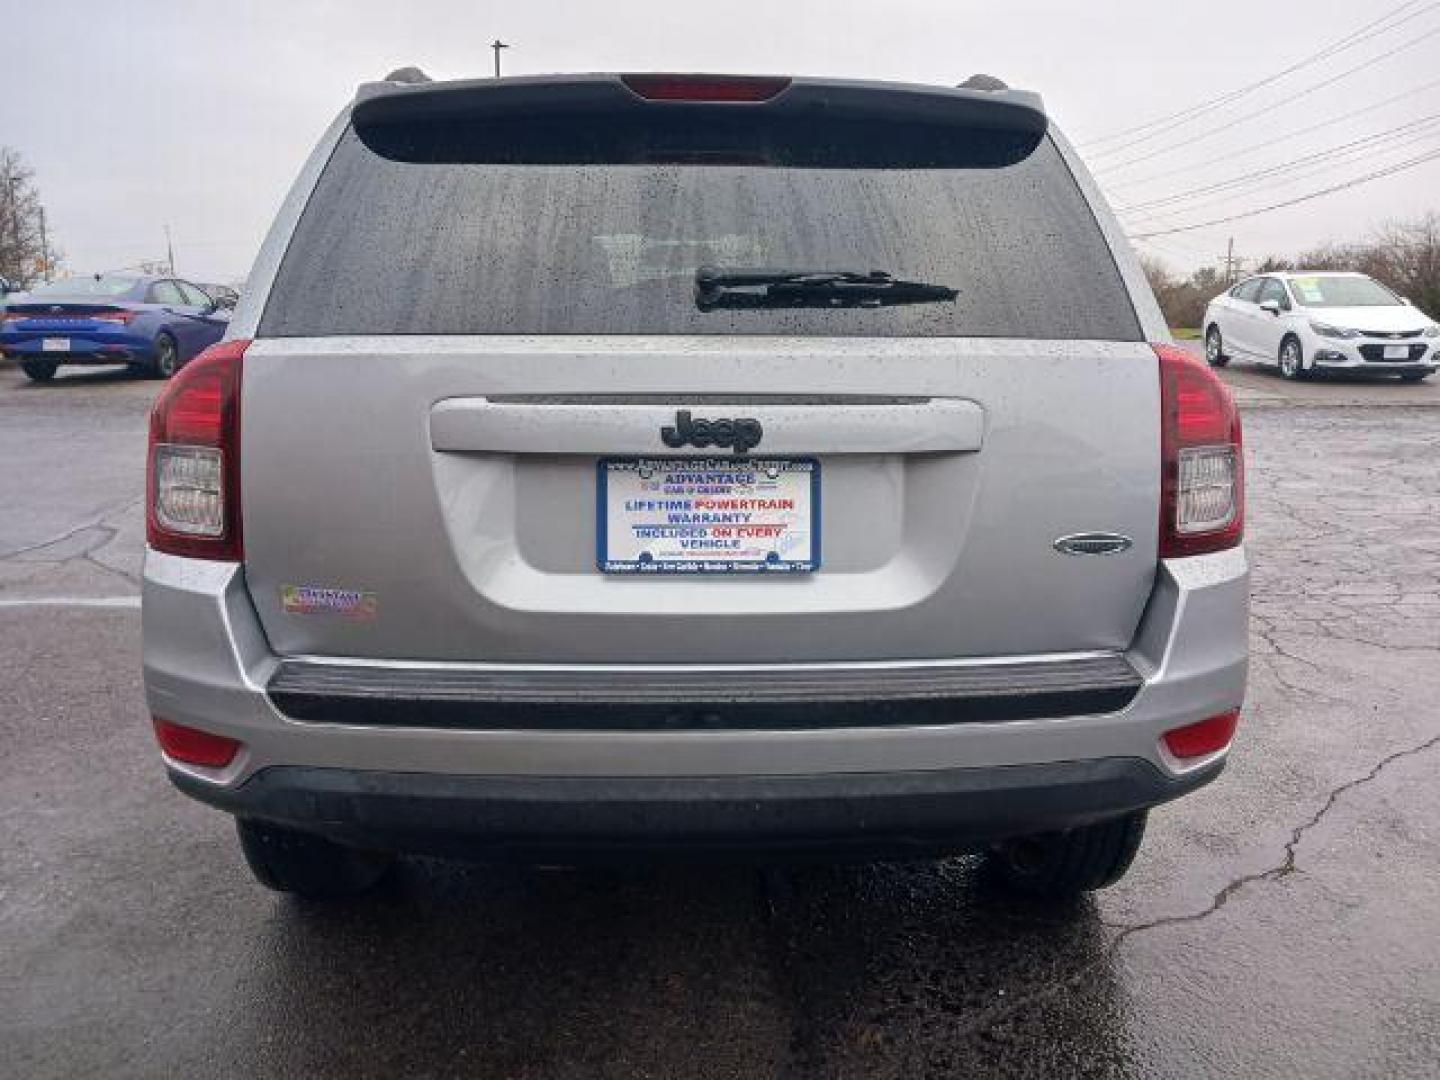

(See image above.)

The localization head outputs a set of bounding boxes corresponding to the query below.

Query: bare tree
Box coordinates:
[0,147,60,286]
[1255,255,1295,273]
[1369,213,1440,316]
[1294,242,1368,273]
[1141,253,1226,329]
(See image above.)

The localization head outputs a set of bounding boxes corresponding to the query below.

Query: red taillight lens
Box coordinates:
[621,74,792,102]
[1162,709,1240,759]
[92,310,139,325]
[152,717,243,768]
[1156,343,1244,557]
[146,338,247,560]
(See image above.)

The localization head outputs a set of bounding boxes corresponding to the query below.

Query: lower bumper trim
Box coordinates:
[170,756,1222,858]
[266,654,1144,731]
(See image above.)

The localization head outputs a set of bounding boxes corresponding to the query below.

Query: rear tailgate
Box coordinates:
[241,337,1156,662]
[238,74,1158,664]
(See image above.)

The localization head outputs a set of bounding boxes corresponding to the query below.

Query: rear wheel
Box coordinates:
[20,359,58,382]
[1399,370,1431,382]
[1278,336,1306,380]
[1204,325,1229,367]
[151,333,180,379]
[236,819,393,899]
[985,810,1147,899]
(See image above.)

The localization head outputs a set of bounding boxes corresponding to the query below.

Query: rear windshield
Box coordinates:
[26,275,140,301]
[260,125,1140,340]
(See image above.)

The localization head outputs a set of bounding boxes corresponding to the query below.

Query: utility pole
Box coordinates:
[1221,237,1240,285]
[38,205,49,282]
[491,39,509,77]
[164,223,175,276]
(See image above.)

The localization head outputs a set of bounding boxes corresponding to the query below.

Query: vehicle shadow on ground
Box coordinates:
[1230,360,1427,384]
[235,857,1128,1078]
[8,366,142,388]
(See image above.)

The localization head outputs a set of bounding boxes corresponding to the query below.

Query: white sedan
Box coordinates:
[1202,272,1437,382]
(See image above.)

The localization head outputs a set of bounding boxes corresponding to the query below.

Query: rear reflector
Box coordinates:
[1162,709,1240,759]
[146,339,247,560]
[621,74,791,102]
[1156,343,1244,557]
[152,717,243,768]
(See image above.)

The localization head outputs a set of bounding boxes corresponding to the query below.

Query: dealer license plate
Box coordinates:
[1383,344,1411,359]
[598,457,819,574]
[42,338,70,352]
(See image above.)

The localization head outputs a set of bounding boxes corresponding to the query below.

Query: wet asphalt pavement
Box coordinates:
[2,360,1438,1078]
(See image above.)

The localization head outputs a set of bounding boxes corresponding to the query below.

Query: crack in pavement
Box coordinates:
[0,497,143,588]
[83,550,140,587]
[0,518,118,562]
[950,731,1440,1038]
[1111,731,1440,940]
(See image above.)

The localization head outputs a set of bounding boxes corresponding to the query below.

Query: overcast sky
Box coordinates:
[4,0,1438,282]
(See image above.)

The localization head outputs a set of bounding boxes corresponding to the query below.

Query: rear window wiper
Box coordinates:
[694,267,959,311]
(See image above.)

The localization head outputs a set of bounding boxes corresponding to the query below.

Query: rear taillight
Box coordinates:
[621,74,792,102]
[1156,343,1244,557]
[92,310,139,325]
[146,338,247,560]
[152,717,243,768]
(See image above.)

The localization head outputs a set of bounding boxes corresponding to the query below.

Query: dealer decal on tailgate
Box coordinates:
[281,585,378,619]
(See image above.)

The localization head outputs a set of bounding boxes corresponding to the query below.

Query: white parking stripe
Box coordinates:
[0,596,141,610]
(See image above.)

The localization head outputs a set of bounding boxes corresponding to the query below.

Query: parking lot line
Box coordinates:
[0,595,140,609]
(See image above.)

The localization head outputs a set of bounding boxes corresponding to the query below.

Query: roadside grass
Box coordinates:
[1171,327,1201,340]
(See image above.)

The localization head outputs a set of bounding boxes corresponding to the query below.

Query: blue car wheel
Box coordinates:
[21,359,59,383]
[152,333,180,379]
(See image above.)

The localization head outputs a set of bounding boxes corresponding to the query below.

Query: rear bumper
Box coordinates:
[171,755,1222,857]
[142,546,1248,848]
[0,332,150,362]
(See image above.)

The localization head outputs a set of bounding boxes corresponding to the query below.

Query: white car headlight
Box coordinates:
[1308,320,1360,339]
[1423,324,1439,338]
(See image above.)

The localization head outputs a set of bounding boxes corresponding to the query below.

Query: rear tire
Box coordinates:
[151,333,180,379]
[20,359,58,382]
[236,819,393,899]
[1399,370,1431,382]
[985,810,1147,899]
[1278,335,1307,380]
[1204,325,1229,367]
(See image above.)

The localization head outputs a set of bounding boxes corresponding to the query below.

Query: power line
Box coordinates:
[1084,0,1432,149]
[1120,127,1440,230]
[1102,76,1440,193]
[1081,0,1436,150]
[1124,128,1440,230]
[1131,231,1217,257]
[1114,112,1440,214]
[1129,146,1440,238]
[1093,23,1440,176]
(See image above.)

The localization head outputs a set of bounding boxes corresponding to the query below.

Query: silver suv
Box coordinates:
[142,71,1248,900]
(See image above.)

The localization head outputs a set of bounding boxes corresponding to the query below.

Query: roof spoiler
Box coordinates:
[352,72,1046,136]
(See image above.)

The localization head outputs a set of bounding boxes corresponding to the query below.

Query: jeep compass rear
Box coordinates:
[142,71,1248,900]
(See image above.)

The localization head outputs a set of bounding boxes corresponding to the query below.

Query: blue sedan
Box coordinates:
[0,273,230,382]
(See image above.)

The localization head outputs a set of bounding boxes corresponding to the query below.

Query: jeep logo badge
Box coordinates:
[660,410,764,455]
